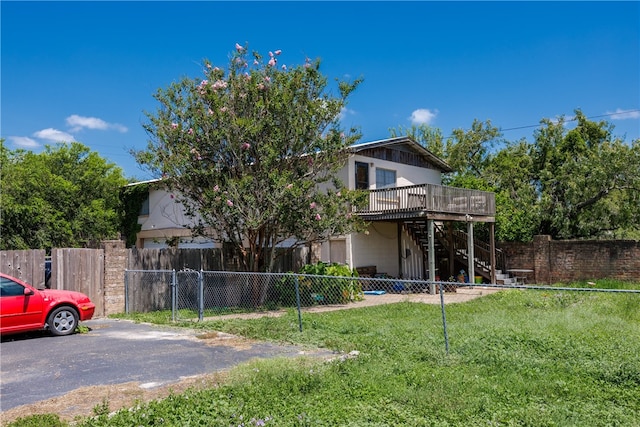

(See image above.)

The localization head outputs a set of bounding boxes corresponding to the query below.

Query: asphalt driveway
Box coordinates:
[0,318,327,413]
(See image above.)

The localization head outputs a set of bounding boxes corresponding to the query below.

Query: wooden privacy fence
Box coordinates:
[0,249,105,317]
[0,250,47,288]
[127,246,310,273]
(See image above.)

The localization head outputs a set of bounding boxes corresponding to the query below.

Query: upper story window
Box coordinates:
[376,168,396,189]
[139,196,150,216]
[355,162,369,189]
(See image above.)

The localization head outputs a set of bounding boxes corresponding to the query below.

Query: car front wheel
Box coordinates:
[47,306,79,336]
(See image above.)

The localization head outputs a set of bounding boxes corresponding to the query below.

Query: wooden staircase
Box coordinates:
[403,220,513,284]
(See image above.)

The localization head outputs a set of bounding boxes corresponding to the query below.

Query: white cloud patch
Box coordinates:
[66,114,128,133]
[33,128,75,142]
[338,107,356,122]
[409,108,438,125]
[607,109,640,120]
[9,136,40,148]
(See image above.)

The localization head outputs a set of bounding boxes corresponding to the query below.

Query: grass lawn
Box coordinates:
[9,280,640,426]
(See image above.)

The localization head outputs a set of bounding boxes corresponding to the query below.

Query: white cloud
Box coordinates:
[339,107,356,121]
[607,109,640,120]
[33,128,75,142]
[409,108,438,125]
[9,136,40,148]
[66,114,128,133]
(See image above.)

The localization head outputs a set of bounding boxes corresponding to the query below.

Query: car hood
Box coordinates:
[39,289,93,303]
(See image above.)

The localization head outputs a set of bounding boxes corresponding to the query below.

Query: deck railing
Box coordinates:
[356,183,495,217]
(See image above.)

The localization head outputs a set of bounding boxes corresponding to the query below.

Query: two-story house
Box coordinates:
[129,136,499,284]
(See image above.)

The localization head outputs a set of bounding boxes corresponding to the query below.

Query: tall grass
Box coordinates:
[10,281,640,426]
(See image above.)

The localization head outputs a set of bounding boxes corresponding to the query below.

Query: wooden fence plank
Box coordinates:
[0,250,46,287]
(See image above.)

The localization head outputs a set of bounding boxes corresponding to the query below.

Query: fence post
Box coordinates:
[171,269,177,322]
[294,275,303,332]
[124,270,129,314]
[199,270,204,322]
[439,282,450,355]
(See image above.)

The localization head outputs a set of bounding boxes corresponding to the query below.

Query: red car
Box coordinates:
[0,272,95,336]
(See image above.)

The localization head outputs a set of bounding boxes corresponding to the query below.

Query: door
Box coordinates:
[329,240,347,264]
[0,276,44,333]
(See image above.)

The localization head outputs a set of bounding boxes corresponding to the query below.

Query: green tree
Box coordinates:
[135,44,367,272]
[0,140,127,250]
[532,110,640,239]
[392,111,640,241]
[389,124,445,158]
[484,140,540,241]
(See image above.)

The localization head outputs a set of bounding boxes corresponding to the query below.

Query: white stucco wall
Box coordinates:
[139,188,195,232]
[350,222,399,277]
[342,154,442,190]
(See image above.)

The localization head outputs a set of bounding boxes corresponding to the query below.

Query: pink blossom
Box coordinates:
[206,63,212,69]
[213,185,220,192]
[304,63,311,69]
[190,148,202,160]
[315,214,321,221]
[227,199,234,207]
[171,123,178,129]
[336,191,341,197]
[253,59,259,65]
[264,76,271,82]
[213,66,221,72]
[268,57,276,67]
[241,142,251,150]
[281,64,287,70]
[235,43,244,52]
[208,108,214,115]
[310,202,317,209]
[274,49,282,55]
[268,51,274,58]
[220,106,228,113]
[212,80,228,90]
[188,128,194,135]
[286,184,293,189]
[257,83,265,90]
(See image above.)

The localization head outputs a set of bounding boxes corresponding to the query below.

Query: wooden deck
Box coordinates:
[354,183,496,222]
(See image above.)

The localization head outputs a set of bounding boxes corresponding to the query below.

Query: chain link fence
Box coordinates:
[124,270,639,353]
[125,269,454,322]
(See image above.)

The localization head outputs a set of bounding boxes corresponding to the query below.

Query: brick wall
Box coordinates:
[101,240,127,316]
[499,236,640,284]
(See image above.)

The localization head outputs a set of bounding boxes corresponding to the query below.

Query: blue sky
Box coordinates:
[2,1,639,181]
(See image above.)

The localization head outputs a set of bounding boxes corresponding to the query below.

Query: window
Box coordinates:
[139,196,150,216]
[355,162,369,189]
[376,168,396,189]
[0,277,26,297]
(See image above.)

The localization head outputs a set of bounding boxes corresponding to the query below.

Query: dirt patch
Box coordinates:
[0,372,227,425]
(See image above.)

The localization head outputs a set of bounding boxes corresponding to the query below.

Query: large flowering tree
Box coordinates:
[135,44,367,271]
